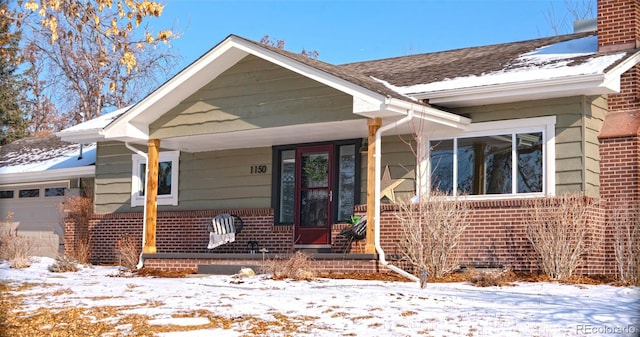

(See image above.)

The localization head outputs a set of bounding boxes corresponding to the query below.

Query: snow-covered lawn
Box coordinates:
[1,257,639,337]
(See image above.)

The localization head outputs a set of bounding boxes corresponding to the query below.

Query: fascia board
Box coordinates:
[603,50,640,82]
[423,74,615,108]
[388,98,472,129]
[0,166,95,185]
[56,129,105,143]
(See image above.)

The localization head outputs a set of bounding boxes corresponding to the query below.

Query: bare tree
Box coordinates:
[543,0,596,35]
[260,34,319,59]
[11,0,179,133]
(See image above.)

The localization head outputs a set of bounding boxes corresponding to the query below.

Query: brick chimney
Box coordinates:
[598,0,640,53]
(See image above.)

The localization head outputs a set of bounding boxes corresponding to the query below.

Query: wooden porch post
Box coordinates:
[144,139,160,254]
[365,118,382,254]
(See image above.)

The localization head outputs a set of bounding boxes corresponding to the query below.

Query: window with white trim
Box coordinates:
[426,117,555,197]
[131,151,180,207]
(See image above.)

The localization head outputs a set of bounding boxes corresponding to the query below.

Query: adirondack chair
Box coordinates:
[207,213,244,249]
[339,215,367,253]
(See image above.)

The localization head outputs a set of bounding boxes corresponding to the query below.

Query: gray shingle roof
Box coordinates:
[0,135,93,170]
[236,35,420,102]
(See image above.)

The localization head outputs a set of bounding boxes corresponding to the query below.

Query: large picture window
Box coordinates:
[131,151,180,207]
[428,117,555,197]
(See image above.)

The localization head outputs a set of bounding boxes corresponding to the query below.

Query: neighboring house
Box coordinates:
[0,136,96,257]
[58,0,639,277]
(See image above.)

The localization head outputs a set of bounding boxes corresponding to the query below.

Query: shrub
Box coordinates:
[48,255,78,273]
[115,234,139,271]
[60,195,93,264]
[265,251,316,281]
[466,268,515,287]
[396,190,470,286]
[612,207,640,285]
[525,193,599,281]
[1,215,33,269]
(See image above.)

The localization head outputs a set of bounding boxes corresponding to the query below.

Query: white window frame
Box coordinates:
[131,151,180,207]
[421,116,556,199]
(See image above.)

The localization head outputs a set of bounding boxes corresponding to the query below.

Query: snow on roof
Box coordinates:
[0,136,96,175]
[58,106,130,135]
[378,36,627,95]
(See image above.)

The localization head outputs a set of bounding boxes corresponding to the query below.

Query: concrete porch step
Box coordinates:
[294,247,332,254]
[197,264,262,275]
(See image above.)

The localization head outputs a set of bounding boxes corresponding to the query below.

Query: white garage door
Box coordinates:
[0,181,69,257]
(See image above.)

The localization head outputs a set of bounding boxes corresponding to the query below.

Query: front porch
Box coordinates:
[64,207,389,274]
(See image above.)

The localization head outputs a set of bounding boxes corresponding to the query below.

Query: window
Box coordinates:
[19,189,39,198]
[0,190,14,199]
[428,117,555,197]
[273,140,361,226]
[131,151,180,207]
[45,187,66,197]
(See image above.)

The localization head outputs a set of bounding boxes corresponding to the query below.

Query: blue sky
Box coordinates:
[154,0,595,68]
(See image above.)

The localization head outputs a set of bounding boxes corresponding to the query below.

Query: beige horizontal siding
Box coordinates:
[150,55,355,139]
[451,96,606,196]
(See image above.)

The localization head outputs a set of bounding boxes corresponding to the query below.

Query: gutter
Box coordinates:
[374,110,421,284]
[0,166,95,185]
[125,142,148,270]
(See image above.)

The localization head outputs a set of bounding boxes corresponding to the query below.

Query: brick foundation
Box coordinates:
[65,195,616,276]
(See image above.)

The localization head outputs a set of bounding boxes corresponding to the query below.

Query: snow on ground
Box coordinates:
[1,257,639,337]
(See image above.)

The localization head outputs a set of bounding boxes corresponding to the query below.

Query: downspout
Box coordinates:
[374,110,421,283]
[125,142,148,270]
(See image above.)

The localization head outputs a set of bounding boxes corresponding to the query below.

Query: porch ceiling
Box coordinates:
[137,116,465,153]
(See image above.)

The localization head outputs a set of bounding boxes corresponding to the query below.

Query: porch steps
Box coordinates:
[294,247,332,254]
[197,264,262,275]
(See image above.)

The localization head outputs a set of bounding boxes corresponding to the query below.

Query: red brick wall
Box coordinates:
[69,199,611,275]
[71,208,367,265]
[143,257,383,274]
[598,0,640,52]
[599,136,640,274]
[371,199,607,275]
[600,137,640,205]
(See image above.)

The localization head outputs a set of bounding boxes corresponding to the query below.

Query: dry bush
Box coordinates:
[466,268,515,287]
[396,190,470,286]
[525,193,599,281]
[48,255,78,273]
[2,235,34,269]
[1,215,33,269]
[265,251,316,281]
[612,207,640,285]
[60,194,93,264]
[115,234,140,271]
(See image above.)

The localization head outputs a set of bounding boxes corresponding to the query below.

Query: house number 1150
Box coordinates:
[251,165,268,174]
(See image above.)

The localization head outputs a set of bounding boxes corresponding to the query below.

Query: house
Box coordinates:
[0,136,96,257]
[58,0,639,277]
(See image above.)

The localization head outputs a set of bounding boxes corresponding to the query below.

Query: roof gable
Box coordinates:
[101,34,427,142]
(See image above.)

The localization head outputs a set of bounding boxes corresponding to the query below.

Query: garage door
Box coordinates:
[0,181,69,257]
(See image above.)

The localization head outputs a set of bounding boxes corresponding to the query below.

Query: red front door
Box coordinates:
[294,145,333,245]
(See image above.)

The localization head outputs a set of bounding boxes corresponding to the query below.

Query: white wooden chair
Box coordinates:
[207,213,243,249]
